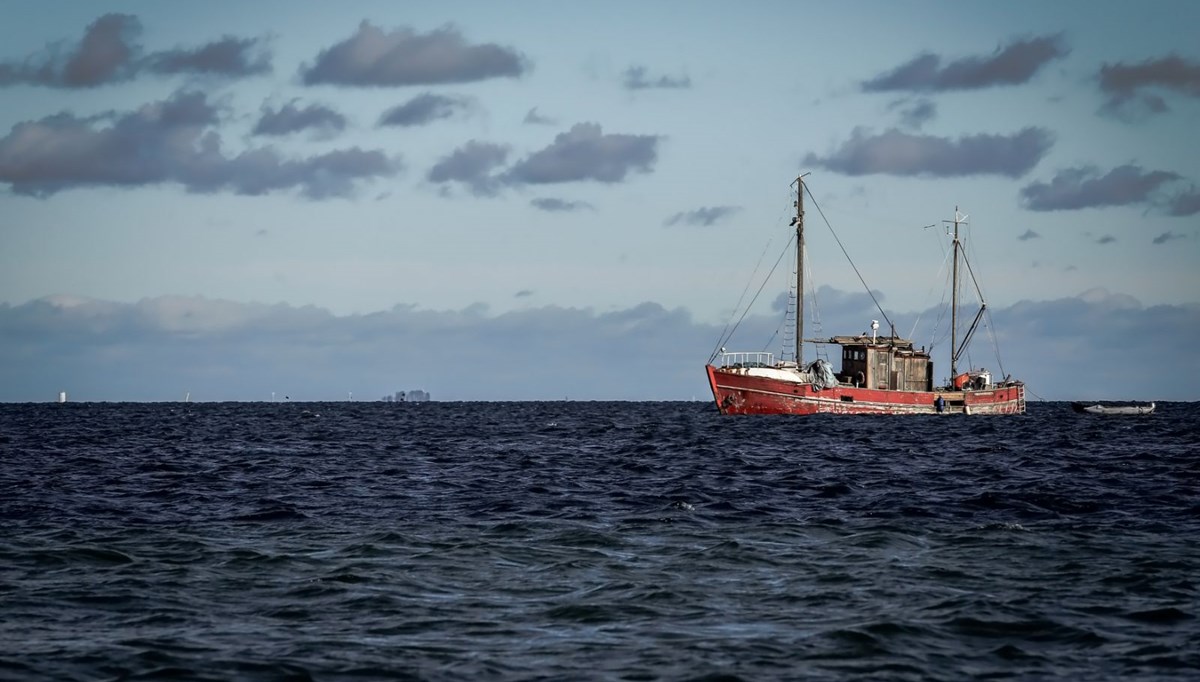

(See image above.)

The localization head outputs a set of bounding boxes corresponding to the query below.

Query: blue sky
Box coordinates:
[1,1,1198,402]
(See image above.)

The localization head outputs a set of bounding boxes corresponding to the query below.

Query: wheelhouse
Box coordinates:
[820,335,933,392]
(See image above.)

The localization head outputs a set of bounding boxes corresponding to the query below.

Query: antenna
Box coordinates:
[945,211,969,235]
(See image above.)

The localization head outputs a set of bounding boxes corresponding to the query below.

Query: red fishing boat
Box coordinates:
[705,175,1024,415]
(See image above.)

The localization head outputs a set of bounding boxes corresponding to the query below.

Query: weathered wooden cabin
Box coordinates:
[822,335,934,392]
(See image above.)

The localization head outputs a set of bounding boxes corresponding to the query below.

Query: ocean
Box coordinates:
[1,401,1196,681]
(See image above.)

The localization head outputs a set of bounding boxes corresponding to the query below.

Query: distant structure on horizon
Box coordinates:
[383,390,430,402]
[58,391,67,403]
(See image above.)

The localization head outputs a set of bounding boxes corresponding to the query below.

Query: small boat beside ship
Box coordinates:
[1071,402,1155,416]
[705,175,1024,416]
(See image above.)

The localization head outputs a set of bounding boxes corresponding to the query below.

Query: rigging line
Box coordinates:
[764,324,782,355]
[708,231,781,362]
[778,265,795,360]
[770,261,794,358]
[709,232,796,363]
[955,236,1008,376]
[927,252,953,352]
[908,244,954,340]
[959,247,986,302]
[960,227,1005,375]
[804,237,823,329]
[983,306,1008,380]
[802,183,894,332]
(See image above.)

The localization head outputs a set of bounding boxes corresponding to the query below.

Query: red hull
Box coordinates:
[706,365,1025,415]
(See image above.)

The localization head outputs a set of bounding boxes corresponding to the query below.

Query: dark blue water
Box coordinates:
[1,401,1197,681]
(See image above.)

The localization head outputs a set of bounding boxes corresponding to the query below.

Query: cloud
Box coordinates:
[664,206,741,227]
[426,124,660,194]
[427,140,510,196]
[144,36,270,77]
[1019,164,1180,211]
[300,21,528,86]
[995,291,1200,399]
[514,290,534,298]
[1166,186,1200,216]
[252,101,347,136]
[1017,229,1040,241]
[0,90,397,198]
[0,14,271,87]
[1098,54,1200,119]
[531,197,593,212]
[890,98,937,129]
[623,65,691,90]
[804,127,1052,178]
[379,93,473,127]
[862,34,1067,92]
[523,107,555,125]
[1152,231,1185,245]
[0,295,707,401]
[4,289,1196,401]
[505,123,660,185]
[1095,234,1117,245]
[0,13,140,87]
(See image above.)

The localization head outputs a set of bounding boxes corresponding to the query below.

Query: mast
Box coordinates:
[794,175,806,366]
[950,206,960,381]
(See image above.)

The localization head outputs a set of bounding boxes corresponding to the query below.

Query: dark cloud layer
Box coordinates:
[505,123,660,184]
[300,21,527,86]
[1099,54,1200,118]
[253,101,347,136]
[805,127,1052,178]
[0,91,396,198]
[664,206,740,227]
[2,290,1196,401]
[862,34,1067,92]
[623,65,691,90]
[1019,164,1180,211]
[0,296,705,401]
[0,13,269,87]
[379,93,472,127]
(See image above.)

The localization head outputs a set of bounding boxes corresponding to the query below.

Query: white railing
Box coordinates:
[717,351,776,368]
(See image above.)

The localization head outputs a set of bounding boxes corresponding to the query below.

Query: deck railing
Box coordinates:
[717,351,776,368]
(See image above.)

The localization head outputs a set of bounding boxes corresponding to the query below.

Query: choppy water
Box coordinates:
[1,401,1197,681]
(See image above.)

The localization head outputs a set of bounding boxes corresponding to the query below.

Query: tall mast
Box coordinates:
[950,206,960,381]
[795,175,806,366]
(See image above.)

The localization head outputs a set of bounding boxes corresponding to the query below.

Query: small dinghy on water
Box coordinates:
[1071,402,1156,416]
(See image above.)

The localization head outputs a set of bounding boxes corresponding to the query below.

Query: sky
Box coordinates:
[1,0,1198,402]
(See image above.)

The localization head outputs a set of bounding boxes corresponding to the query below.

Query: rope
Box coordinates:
[708,232,796,363]
[909,244,953,341]
[803,183,894,333]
